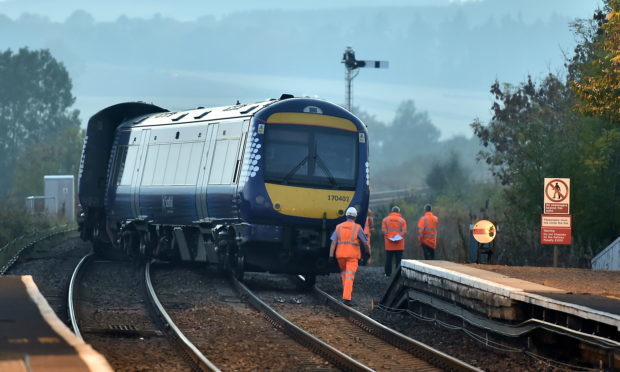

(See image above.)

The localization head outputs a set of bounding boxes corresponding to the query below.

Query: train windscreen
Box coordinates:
[264,125,358,189]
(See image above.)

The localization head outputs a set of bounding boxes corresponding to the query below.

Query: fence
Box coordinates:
[0,225,78,274]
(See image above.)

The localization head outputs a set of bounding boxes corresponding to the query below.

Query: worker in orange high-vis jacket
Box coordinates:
[418,204,439,259]
[329,207,370,306]
[382,206,407,277]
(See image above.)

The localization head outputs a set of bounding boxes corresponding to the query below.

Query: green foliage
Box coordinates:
[572,0,620,122]
[0,48,81,244]
[370,100,440,168]
[425,152,471,200]
[355,101,484,192]
[0,199,54,247]
[0,48,80,198]
[471,71,619,266]
[7,126,85,200]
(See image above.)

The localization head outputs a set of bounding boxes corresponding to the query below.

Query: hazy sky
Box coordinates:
[0,0,604,139]
[0,0,600,22]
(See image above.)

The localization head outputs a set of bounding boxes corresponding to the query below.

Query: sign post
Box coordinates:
[541,178,571,267]
[472,220,497,264]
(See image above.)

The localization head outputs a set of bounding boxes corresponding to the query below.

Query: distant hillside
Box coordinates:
[0,0,601,138]
[0,4,588,89]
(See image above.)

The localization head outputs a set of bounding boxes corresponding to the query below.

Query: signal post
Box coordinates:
[341,47,388,111]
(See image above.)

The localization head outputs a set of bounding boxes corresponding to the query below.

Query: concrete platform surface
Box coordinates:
[0,276,112,371]
[402,260,620,331]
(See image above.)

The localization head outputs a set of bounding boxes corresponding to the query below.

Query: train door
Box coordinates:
[130,129,151,218]
[234,119,251,193]
[196,123,218,220]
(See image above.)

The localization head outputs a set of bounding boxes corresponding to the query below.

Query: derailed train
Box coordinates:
[77,95,369,280]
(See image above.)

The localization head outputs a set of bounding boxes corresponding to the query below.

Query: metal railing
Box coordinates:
[369,188,416,208]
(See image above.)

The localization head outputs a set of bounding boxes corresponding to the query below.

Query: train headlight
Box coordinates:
[255,195,265,204]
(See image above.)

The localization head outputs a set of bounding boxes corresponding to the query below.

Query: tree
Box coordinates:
[7,126,85,200]
[0,48,80,198]
[572,0,620,123]
[568,1,620,261]
[387,100,440,160]
[425,152,470,200]
[472,72,619,266]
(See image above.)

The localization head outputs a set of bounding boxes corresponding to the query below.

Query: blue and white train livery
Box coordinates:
[77,95,369,280]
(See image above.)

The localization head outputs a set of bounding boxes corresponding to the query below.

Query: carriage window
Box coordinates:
[119,146,138,186]
[209,139,240,184]
[141,141,205,186]
[141,144,160,186]
[185,142,205,185]
[174,143,193,184]
[112,146,128,186]
[163,143,182,185]
[152,144,170,185]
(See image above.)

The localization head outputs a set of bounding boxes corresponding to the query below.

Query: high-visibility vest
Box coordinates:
[382,212,407,238]
[364,216,373,237]
[335,220,362,259]
[382,212,407,251]
[417,212,439,249]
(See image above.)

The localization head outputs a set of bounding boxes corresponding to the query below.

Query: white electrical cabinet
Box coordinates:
[44,175,75,221]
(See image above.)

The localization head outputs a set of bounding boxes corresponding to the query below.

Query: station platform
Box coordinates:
[0,276,111,372]
[386,260,620,341]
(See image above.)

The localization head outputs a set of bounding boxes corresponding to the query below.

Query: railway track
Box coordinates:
[7,234,598,370]
[67,255,197,370]
[148,265,478,371]
[234,273,480,371]
[149,264,338,371]
[311,282,480,371]
[0,226,77,275]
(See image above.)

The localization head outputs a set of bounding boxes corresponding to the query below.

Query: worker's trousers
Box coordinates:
[384,250,403,277]
[422,243,435,260]
[337,258,359,301]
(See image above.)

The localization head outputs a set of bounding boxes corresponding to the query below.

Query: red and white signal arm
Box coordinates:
[472,220,497,244]
[544,178,570,214]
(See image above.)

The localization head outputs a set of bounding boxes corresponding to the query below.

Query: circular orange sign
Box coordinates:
[472,220,496,244]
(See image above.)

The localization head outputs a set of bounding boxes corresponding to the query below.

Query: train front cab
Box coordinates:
[238,99,370,277]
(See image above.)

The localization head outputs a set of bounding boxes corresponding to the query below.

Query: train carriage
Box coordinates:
[78,95,369,280]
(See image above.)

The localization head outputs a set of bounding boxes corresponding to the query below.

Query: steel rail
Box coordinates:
[68,253,93,340]
[313,285,482,372]
[0,226,77,275]
[144,262,221,372]
[230,274,374,372]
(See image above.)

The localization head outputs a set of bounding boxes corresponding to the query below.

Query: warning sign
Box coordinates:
[541,214,571,228]
[544,178,570,214]
[472,220,496,244]
[541,214,571,245]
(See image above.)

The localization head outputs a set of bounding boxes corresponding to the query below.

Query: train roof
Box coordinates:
[119,95,366,132]
[127,98,277,128]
